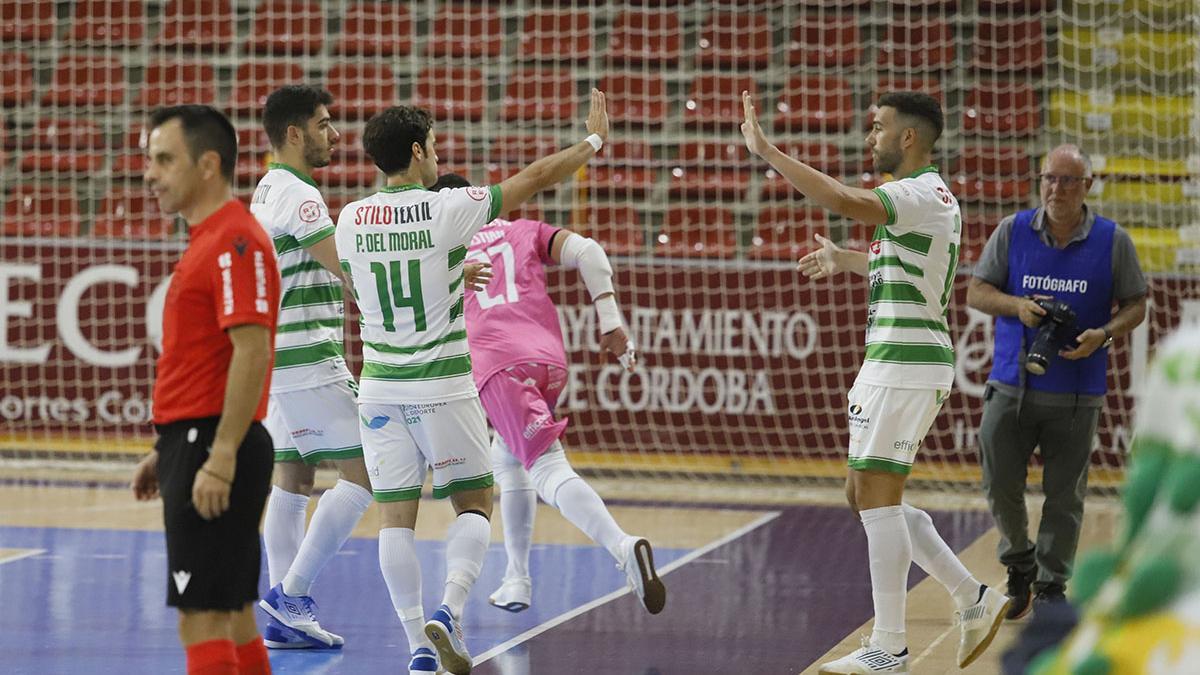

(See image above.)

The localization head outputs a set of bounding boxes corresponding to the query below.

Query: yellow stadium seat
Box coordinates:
[1097,157,1190,178]
[1092,180,1191,206]
[1059,29,1196,77]
[1127,226,1183,272]
[1049,90,1191,139]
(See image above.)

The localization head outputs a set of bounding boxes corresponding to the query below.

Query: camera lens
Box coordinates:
[1026,354,1048,375]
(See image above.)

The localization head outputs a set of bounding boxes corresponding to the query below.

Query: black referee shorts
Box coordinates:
[155,416,273,610]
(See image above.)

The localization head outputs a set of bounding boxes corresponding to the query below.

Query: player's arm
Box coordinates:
[797,234,869,279]
[741,92,888,226]
[497,89,608,217]
[549,229,636,371]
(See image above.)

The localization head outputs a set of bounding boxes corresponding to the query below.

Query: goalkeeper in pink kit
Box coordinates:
[431,173,666,616]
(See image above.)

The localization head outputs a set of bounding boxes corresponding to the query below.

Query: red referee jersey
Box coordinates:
[152,200,280,425]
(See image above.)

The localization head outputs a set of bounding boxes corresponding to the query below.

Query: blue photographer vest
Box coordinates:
[990,208,1115,395]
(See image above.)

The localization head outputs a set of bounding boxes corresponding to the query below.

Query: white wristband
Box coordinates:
[595,295,622,334]
[584,133,603,153]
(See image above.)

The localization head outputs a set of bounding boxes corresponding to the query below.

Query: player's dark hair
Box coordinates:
[877,91,944,147]
[262,85,334,148]
[430,173,472,191]
[148,104,238,182]
[363,106,434,176]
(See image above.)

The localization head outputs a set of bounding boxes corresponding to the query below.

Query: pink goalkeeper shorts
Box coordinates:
[478,363,569,470]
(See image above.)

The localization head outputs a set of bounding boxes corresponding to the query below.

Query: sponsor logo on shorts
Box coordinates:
[362,414,390,429]
[893,438,922,457]
[402,403,444,425]
[433,457,466,469]
[523,413,552,440]
[172,570,191,595]
[848,402,871,430]
[291,427,324,439]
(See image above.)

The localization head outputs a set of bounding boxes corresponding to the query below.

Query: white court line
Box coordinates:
[474,510,782,665]
[0,549,47,566]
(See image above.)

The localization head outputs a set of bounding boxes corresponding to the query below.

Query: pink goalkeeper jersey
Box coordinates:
[465,218,569,388]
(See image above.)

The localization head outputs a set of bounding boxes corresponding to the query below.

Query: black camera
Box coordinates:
[1025,297,1078,375]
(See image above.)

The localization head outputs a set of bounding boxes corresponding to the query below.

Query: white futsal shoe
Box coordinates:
[956,584,1011,667]
[618,536,666,614]
[488,576,532,612]
[818,636,909,674]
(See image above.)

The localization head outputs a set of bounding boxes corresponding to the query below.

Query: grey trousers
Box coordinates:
[978,386,1100,593]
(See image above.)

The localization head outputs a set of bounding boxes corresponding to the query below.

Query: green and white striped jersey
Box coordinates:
[250,163,350,393]
[335,183,502,404]
[859,166,961,390]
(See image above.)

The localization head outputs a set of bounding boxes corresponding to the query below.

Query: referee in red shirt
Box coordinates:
[130,105,279,675]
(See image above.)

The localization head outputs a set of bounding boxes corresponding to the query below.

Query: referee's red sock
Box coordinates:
[235,637,272,675]
[186,639,237,675]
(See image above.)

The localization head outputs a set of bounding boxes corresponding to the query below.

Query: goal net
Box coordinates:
[2,0,1197,492]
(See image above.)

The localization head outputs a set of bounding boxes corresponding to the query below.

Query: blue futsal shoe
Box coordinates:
[262,616,311,649]
[409,646,440,675]
[259,583,344,649]
[424,604,472,674]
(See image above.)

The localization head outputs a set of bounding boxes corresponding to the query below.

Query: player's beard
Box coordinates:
[873,142,902,176]
[302,132,333,169]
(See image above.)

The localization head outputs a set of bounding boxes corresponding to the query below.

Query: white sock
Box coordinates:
[902,504,981,609]
[264,486,308,587]
[282,479,373,597]
[442,512,491,619]
[861,505,911,655]
[554,478,628,560]
[379,527,433,653]
[500,489,536,580]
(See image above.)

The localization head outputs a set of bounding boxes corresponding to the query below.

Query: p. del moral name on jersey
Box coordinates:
[353,229,436,254]
[353,201,433,226]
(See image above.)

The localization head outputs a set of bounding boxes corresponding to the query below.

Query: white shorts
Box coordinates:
[846,383,947,475]
[264,379,364,464]
[358,397,493,502]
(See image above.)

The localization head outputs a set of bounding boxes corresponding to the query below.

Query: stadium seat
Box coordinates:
[236,154,269,187]
[136,60,217,109]
[761,143,842,199]
[749,206,827,260]
[415,67,486,122]
[489,135,559,164]
[1096,156,1190,179]
[67,0,145,47]
[230,62,305,116]
[19,118,105,174]
[248,0,324,56]
[656,207,736,258]
[774,75,855,133]
[42,56,127,107]
[325,62,397,120]
[1049,90,1190,139]
[111,152,145,178]
[0,51,34,107]
[156,0,235,53]
[427,4,503,59]
[890,0,958,8]
[93,189,174,240]
[583,205,645,256]
[320,160,379,188]
[798,0,871,8]
[236,127,271,157]
[972,19,1046,72]
[962,81,1040,136]
[607,11,682,66]
[600,73,668,127]
[432,132,471,165]
[977,0,1052,13]
[950,146,1034,203]
[1094,180,1190,206]
[683,75,758,129]
[584,140,657,199]
[519,12,592,62]
[3,186,80,237]
[1060,29,1196,77]
[335,2,413,57]
[789,14,862,68]
[668,141,751,200]
[696,12,771,68]
[959,213,1000,263]
[0,1,55,43]
[502,69,577,123]
[876,19,956,71]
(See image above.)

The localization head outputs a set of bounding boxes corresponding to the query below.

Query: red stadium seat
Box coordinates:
[43,56,127,107]
[427,4,503,59]
[607,11,681,66]
[248,0,325,56]
[959,212,1001,263]
[950,146,1034,203]
[696,12,771,68]
[798,0,871,8]
[236,154,269,187]
[335,2,413,57]
[137,60,217,108]
[583,140,656,199]
[435,132,472,164]
[19,118,105,174]
[683,75,757,129]
[761,143,842,199]
[68,0,145,46]
[230,62,305,116]
[518,12,592,62]
[319,161,379,188]
[978,0,1051,13]
[0,1,55,43]
[774,75,854,133]
[157,0,235,53]
[93,189,175,239]
[877,19,956,71]
[962,80,1040,136]
[789,14,862,68]
[582,205,644,256]
[1,51,34,107]
[502,69,577,123]
[111,152,145,178]
[236,126,270,156]
[489,135,559,164]
[326,62,397,120]
[749,206,827,260]
[669,141,751,200]
[972,19,1046,73]
[600,73,668,127]
[415,67,486,122]
[3,186,81,236]
[656,207,736,259]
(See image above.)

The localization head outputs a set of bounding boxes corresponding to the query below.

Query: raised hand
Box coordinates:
[586,88,609,142]
[740,91,771,157]
[600,326,637,372]
[797,234,843,280]
[464,261,494,292]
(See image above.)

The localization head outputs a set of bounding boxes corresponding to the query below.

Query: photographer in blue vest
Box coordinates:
[966,144,1147,620]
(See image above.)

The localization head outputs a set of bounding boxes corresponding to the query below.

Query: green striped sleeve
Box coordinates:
[361,354,473,382]
[364,330,468,356]
[870,282,927,305]
[873,187,897,226]
[297,224,336,248]
[448,245,467,269]
[449,295,464,323]
[878,227,933,255]
[274,234,302,255]
[280,260,327,278]
[487,184,503,222]
[274,339,344,368]
[277,317,345,334]
[868,255,924,278]
[281,284,342,309]
[864,341,954,366]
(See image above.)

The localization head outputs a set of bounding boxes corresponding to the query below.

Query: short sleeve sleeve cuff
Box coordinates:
[487,184,503,222]
[873,186,898,227]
